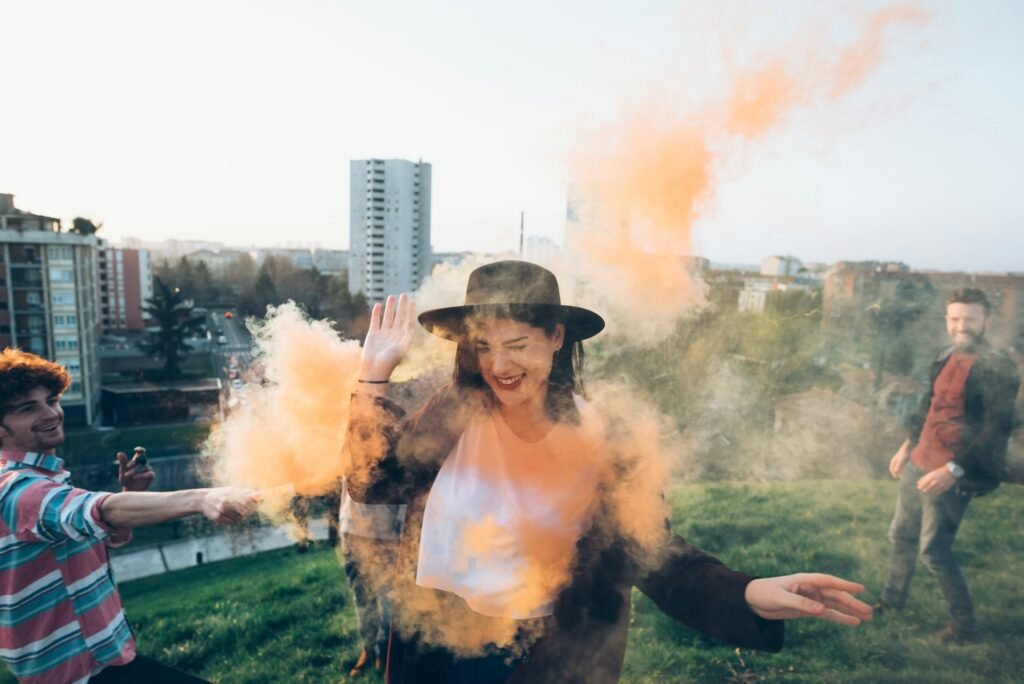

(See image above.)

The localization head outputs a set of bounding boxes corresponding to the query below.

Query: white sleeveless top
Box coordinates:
[416,396,604,619]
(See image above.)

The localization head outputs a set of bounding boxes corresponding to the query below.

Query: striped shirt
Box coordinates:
[0,451,135,683]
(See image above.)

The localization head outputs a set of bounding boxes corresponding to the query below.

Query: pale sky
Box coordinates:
[1,0,1021,272]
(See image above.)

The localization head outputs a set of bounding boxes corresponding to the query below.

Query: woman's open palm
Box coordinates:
[361,293,415,380]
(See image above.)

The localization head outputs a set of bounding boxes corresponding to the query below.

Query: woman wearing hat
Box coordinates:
[346,260,871,683]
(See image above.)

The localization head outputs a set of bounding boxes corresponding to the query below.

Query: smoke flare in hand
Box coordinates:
[207,303,362,514]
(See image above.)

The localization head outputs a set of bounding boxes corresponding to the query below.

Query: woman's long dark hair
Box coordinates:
[452,304,586,424]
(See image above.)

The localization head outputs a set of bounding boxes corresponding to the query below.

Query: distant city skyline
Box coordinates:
[2,1,1022,272]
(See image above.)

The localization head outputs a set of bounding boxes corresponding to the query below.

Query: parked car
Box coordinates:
[218,335,228,345]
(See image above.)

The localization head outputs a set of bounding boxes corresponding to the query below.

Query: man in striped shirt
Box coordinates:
[0,349,259,683]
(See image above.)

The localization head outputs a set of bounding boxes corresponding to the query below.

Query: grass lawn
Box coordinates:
[2,479,1021,683]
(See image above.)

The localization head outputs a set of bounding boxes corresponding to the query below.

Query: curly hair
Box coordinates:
[0,349,71,417]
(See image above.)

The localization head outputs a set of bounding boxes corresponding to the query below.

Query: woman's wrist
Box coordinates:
[354,382,389,398]
[359,360,394,383]
[355,362,391,397]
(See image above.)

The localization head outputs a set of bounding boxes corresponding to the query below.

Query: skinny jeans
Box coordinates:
[341,533,399,661]
[881,462,976,629]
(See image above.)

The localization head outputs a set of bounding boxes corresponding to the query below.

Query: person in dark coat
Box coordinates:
[346,261,872,683]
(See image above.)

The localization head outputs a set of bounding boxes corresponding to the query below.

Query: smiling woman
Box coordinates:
[344,260,874,684]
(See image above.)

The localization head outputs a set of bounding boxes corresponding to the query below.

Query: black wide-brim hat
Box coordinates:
[418,260,605,342]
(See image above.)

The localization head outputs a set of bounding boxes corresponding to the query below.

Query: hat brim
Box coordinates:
[418,303,605,342]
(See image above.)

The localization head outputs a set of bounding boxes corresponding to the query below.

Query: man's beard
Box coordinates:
[952,330,984,350]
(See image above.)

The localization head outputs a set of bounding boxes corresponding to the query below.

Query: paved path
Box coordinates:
[110,518,331,583]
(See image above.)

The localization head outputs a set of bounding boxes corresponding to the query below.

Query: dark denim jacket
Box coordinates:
[906,341,1020,493]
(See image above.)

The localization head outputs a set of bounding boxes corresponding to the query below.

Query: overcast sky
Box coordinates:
[1,0,1021,272]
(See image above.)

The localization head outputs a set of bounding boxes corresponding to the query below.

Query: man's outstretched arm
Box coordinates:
[98,487,259,528]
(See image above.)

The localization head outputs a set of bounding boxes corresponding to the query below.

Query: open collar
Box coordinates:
[0,450,65,474]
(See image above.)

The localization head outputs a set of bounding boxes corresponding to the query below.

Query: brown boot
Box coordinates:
[348,648,370,677]
[934,622,981,645]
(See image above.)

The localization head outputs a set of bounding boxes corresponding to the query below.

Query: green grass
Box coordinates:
[120,547,363,684]
[622,481,1024,683]
[59,423,212,467]
[3,480,1021,683]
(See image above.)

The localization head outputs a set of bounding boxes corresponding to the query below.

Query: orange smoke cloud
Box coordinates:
[202,2,932,660]
[566,4,929,342]
[207,303,362,514]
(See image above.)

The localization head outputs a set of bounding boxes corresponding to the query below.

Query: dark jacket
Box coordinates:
[906,340,1020,493]
[346,384,784,684]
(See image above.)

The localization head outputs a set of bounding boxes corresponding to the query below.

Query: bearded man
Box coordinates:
[878,287,1020,644]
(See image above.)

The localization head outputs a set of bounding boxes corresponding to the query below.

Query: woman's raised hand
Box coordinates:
[360,293,415,382]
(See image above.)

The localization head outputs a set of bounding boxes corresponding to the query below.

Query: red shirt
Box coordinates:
[911,351,977,471]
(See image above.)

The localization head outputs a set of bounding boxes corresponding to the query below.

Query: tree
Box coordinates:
[174,257,197,300]
[338,289,371,339]
[253,261,279,307]
[193,260,215,304]
[224,253,257,295]
[867,279,935,388]
[70,217,101,235]
[154,257,175,284]
[138,277,204,380]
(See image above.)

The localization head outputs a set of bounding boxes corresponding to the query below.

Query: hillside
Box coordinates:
[3,480,1021,683]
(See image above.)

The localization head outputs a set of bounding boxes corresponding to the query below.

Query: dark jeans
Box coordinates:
[881,462,976,629]
[90,655,208,683]
[342,533,399,661]
[411,646,523,684]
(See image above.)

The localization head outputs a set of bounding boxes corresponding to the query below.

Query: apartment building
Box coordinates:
[0,194,102,425]
[98,244,153,334]
[349,159,432,301]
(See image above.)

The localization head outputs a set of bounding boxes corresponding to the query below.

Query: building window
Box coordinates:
[49,268,73,283]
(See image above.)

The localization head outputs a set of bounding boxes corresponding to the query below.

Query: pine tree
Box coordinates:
[137,278,204,380]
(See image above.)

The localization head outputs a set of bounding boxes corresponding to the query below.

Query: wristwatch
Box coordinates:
[946,461,965,478]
